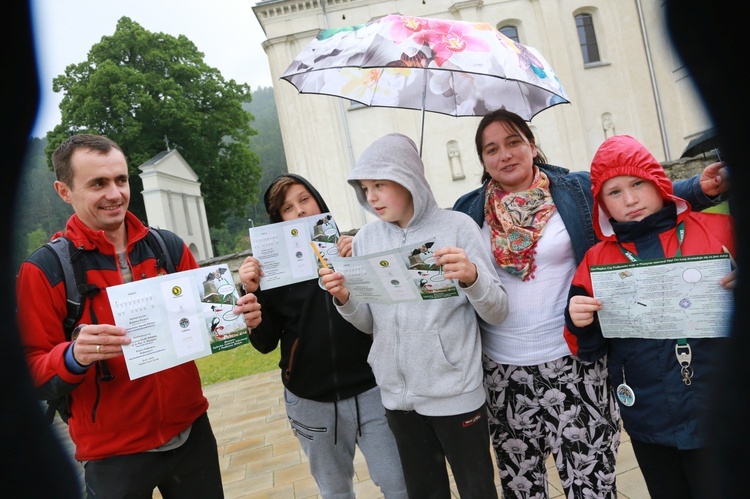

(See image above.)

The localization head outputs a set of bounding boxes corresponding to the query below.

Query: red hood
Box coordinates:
[590,135,690,241]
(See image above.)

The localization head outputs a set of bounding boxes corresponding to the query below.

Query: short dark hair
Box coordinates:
[266,176,304,219]
[474,109,548,183]
[52,134,124,188]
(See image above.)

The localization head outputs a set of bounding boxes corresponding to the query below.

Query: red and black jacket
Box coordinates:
[17,212,208,461]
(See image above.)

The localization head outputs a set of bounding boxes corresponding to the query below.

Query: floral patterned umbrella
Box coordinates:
[281,14,570,154]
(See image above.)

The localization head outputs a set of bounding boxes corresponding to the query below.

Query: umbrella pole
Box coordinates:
[419,108,425,157]
[419,70,427,157]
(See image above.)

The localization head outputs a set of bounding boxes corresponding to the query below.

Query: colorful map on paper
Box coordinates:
[107,264,249,380]
[249,213,340,290]
[590,253,733,339]
[328,239,459,304]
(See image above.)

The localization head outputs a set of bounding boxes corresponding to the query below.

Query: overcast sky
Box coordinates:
[29,0,274,137]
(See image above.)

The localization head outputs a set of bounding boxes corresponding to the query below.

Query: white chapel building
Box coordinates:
[138,149,214,261]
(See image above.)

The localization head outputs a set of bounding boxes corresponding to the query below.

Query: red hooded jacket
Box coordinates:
[563,135,734,448]
[17,212,209,461]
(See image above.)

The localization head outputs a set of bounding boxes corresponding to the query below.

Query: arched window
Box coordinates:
[575,13,600,64]
[498,25,519,43]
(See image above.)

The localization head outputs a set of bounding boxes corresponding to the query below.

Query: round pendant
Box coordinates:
[616,383,635,407]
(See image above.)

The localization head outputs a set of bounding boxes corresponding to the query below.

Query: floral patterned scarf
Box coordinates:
[484,167,556,280]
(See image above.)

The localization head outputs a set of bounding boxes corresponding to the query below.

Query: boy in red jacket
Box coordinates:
[564,134,735,499]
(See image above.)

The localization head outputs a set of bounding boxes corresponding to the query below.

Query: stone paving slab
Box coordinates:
[54,370,650,498]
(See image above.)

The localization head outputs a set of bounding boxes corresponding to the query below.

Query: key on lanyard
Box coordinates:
[675,342,693,386]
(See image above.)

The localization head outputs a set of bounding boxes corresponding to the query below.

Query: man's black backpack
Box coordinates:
[41,227,177,424]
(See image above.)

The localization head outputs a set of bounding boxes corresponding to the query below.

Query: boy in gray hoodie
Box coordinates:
[320,133,509,498]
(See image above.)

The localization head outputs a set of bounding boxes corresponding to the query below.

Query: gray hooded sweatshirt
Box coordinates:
[337,133,509,416]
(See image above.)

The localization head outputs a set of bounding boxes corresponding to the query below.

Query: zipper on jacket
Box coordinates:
[394,299,408,408]
[285,339,300,380]
[325,294,342,399]
[397,228,408,406]
[92,363,103,422]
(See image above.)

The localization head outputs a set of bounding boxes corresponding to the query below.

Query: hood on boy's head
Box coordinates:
[347,133,436,224]
[263,173,329,223]
[590,135,688,238]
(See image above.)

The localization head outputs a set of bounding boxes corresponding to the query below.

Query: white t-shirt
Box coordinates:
[479,211,577,365]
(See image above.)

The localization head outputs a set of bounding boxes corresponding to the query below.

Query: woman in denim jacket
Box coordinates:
[453,109,728,498]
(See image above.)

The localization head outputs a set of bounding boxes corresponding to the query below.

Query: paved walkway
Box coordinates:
[56,370,650,498]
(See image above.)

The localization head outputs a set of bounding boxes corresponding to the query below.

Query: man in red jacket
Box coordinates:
[16,134,261,498]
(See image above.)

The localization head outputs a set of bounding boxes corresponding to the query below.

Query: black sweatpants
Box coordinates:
[385,403,497,499]
[84,412,223,499]
[631,439,718,499]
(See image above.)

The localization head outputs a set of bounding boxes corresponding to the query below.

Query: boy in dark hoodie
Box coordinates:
[238,174,406,499]
[564,135,735,499]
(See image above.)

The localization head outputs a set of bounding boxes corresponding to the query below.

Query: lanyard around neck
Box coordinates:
[616,221,685,262]
[615,221,693,384]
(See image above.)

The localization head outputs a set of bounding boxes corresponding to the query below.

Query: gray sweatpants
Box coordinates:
[285,386,407,499]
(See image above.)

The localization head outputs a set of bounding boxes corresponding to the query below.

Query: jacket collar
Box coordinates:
[54,211,149,253]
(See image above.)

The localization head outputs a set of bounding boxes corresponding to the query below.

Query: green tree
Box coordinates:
[13,138,72,270]
[245,86,288,228]
[44,17,261,227]
[209,86,289,254]
[25,228,50,260]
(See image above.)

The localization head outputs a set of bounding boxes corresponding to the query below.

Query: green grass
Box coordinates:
[703,201,729,214]
[196,343,279,386]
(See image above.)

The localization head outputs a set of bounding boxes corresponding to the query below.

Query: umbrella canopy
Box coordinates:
[281,14,570,154]
[680,128,720,158]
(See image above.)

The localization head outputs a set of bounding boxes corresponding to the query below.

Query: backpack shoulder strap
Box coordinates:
[40,237,83,425]
[145,227,177,274]
[42,237,84,340]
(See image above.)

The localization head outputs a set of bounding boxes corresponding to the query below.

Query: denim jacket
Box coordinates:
[452,163,722,265]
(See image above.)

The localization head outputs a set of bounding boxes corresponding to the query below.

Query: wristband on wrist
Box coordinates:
[69,324,92,369]
[70,341,91,369]
[70,323,87,341]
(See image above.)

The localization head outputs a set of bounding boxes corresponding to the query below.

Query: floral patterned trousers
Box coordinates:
[483,354,621,499]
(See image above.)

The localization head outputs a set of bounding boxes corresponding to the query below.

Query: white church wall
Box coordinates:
[254,0,714,232]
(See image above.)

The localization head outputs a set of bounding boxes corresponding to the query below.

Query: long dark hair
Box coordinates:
[475,109,548,183]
